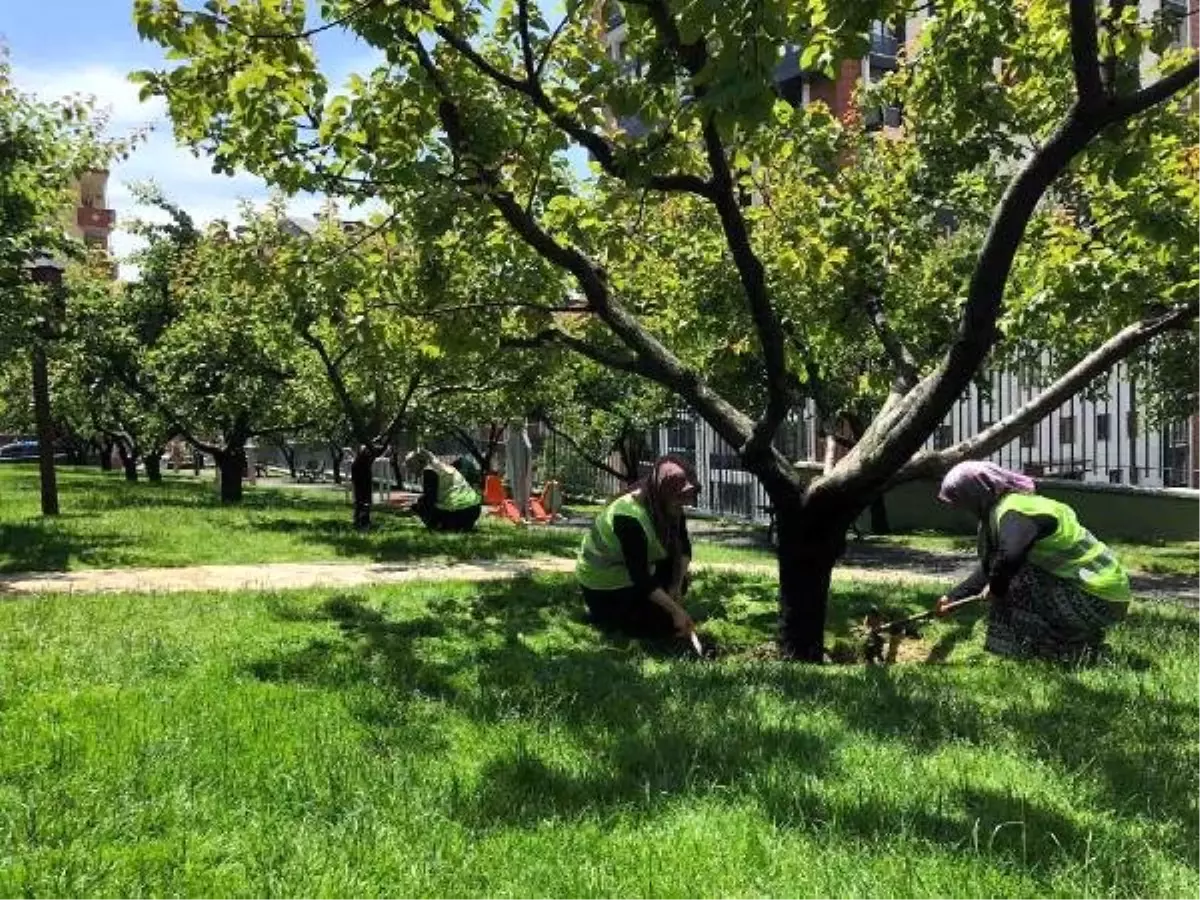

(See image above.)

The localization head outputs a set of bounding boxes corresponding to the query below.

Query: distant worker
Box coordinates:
[576,455,701,641]
[404,449,483,532]
[935,461,1130,661]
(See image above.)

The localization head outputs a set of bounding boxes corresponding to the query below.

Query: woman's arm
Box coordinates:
[615,515,694,633]
[988,510,1056,596]
[945,564,989,602]
[669,516,692,599]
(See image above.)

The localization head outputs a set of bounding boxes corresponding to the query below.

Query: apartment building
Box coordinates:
[68,168,116,251]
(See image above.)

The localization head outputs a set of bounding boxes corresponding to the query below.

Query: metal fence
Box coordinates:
[535,363,1196,524]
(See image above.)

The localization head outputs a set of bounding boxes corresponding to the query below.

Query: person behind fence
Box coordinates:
[404,449,483,532]
[935,460,1131,661]
[576,455,701,640]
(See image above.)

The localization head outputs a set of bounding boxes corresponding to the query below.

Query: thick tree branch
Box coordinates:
[891,299,1198,483]
[639,0,793,461]
[1069,0,1105,107]
[1106,55,1200,122]
[516,0,537,80]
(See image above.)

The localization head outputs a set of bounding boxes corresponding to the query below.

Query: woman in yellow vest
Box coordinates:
[404,449,483,532]
[576,455,701,640]
[936,461,1131,661]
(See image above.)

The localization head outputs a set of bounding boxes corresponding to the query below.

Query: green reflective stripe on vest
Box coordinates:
[435,467,479,511]
[991,493,1131,603]
[575,493,667,591]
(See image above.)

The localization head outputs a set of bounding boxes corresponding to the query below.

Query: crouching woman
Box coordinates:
[405,449,483,532]
[575,455,701,641]
[937,461,1131,661]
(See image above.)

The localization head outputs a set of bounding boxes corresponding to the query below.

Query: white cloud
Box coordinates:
[11,61,349,279]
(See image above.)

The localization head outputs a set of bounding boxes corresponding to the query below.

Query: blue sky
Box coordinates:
[3,0,384,274]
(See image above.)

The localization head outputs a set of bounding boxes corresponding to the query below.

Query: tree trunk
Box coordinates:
[31,345,58,516]
[869,496,890,534]
[330,444,345,484]
[145,453,163,483]
[116,441,139,482]
[389,452,404,487]
[216,447,245,503]
[774,505,848,662]
[98,438,114,471]
[350,447,379,530]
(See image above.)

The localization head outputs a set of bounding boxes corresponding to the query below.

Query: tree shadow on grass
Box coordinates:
[0,521,126,576]
[244,572,1197,887]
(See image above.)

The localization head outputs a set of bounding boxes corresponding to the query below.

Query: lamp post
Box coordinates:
[26,257,65,516]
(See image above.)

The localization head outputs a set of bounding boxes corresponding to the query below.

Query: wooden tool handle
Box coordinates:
[935,593,985,618]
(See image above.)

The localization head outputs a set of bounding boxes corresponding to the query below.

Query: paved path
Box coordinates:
[0,554,1190,604]
[0,557,946,597]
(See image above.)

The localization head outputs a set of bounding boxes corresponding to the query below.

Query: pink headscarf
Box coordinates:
[938,461,1036,517]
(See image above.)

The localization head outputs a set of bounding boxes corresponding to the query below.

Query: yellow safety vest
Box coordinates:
[434,466,480,512]
[991,493,1131,606]
[575,493,667,591]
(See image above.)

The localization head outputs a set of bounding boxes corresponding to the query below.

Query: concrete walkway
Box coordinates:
[0,557,945,597]
[1,555,1190,603]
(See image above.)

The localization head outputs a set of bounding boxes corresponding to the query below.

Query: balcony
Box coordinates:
[77,207,116,230]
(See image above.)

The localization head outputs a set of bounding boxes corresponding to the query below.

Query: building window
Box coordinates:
[933,424,953,450]
[1059,416,1075,445]
[1020,427,1038,449]
[1095,412,1111,442]
[1126,411,1138,439]
[1162,0,1189,49]
[1108,468,1123,484]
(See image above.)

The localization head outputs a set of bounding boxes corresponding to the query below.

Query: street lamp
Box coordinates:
[26,257,66,516]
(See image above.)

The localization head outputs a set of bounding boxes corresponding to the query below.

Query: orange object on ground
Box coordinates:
[482,473,506,507]
[496,499,523,523]
[528,498,552,522]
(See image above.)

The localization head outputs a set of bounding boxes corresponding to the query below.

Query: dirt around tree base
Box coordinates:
[727,635,938,665]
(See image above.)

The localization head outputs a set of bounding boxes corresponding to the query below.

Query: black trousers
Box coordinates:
[414,499,482,532]
[582,563,690,639]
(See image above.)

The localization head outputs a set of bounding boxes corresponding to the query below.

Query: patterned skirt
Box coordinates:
[985,565,1121,661]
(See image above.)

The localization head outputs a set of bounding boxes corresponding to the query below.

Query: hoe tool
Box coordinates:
[862,593,985,664]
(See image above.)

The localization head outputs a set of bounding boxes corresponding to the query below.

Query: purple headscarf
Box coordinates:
[938,461,1036,517]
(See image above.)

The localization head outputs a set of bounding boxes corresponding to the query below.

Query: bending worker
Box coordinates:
[575,455,701,640]
[936,460,1131,661]
[405,449,483,532]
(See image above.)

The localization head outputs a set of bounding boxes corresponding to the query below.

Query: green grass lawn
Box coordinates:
[0,467,1194,581]
[874,531,1199,578]
[0,466,584,572]
[0,466,774,573]
[0,571,1195,897]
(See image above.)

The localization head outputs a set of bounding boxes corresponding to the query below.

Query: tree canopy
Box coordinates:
[132,0,1200,657]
